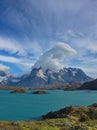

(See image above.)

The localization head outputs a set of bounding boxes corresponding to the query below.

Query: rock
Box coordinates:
[32,90,49,94]
[42,106,73,119]
[42,103,97,120]
[89,103,97,107]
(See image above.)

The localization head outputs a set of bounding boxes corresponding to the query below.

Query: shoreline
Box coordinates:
[0,83,82,91]
[0,86,97,91]
[0,103,97,130]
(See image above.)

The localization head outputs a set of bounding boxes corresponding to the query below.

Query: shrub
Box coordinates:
[88,108,97,119]
[79,113,90,122]
[10,89,26,94]
[35,126,59,130]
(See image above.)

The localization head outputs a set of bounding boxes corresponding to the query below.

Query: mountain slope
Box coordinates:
[18,67,47,87]
[79,79,97,90]
[1,67,93,87]
[0,70,9,84]
[59,68,92,83]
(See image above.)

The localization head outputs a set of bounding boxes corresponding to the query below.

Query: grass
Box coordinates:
[1,118,97,130]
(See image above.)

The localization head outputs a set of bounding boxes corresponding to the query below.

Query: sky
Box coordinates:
[0,0,97,78]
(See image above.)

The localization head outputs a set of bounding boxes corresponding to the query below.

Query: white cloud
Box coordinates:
[0,54,35,73]
[0,0,97,78]
[66,38,97,78]
[0,36,43,58]
[0,64,10,73]
[0,37,26,56]
[34,42,77,71]
[0,55,20,63]
[26,40,42,57]
[82,67,97,78]
[67,30,77,37]
[73,37,97,54]
[0,54,34,67]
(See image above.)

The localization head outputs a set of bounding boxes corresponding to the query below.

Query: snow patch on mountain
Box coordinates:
[0,67,93,87]
[36,68,46,79]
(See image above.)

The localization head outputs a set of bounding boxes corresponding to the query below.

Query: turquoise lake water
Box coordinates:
[0,90,97,121]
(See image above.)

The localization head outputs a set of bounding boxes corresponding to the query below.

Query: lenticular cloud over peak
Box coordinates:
[33,42,77,71]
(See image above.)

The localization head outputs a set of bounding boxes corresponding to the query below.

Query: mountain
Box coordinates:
[58,68,92,83]
[4,75,22,86]
[0,70,9,84]
[79,79,97,90]
[0,67,93,87]
[17,67,47,87]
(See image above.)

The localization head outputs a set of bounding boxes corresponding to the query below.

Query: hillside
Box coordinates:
[79,79,97,90]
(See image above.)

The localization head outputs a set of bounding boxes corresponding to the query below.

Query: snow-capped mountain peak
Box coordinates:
[0,67,93,87]
[36,68,46,79]
[0,70,9,82]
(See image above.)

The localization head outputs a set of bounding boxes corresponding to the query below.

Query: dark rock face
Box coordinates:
[32,90,49,94]
[1,67,93,87]
[59,68,92,83]
[42,103,97,120]
[43,106,73,119]
[79,79,97,90]
[89,103,97,107]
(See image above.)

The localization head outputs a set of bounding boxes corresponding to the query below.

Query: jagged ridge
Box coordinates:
[0,67,93,87]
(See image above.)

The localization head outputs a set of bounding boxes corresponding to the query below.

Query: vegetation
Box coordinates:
[43,104,97,120]
[32,90,49,94]
[1,104,97,130]
[1,118,97,130]
[10,89,27,94]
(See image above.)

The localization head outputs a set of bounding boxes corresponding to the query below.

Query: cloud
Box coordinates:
[25,40,42,57]
[0,54,34,66]
[73,37,97,54]
[34,42,77,71]
[0,36,43,58]
[64,33,97,78]
[0,35,42,73]
[1,0,97,41]
[82,67,97,78]
[0,37,26,56]
[0,0,97,78]
[0,0,93,40]
[0,55,20,63]
[0,64,10,73]
[0,54,35,73]
[62,29,97,56]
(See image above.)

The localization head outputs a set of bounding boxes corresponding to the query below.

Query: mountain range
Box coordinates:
[0,67,93,87]
[0,70,9,83]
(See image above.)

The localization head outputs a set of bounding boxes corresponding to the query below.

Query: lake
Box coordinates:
[0,90,97,121]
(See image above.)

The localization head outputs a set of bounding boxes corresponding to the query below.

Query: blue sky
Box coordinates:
[0,0,97,78]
